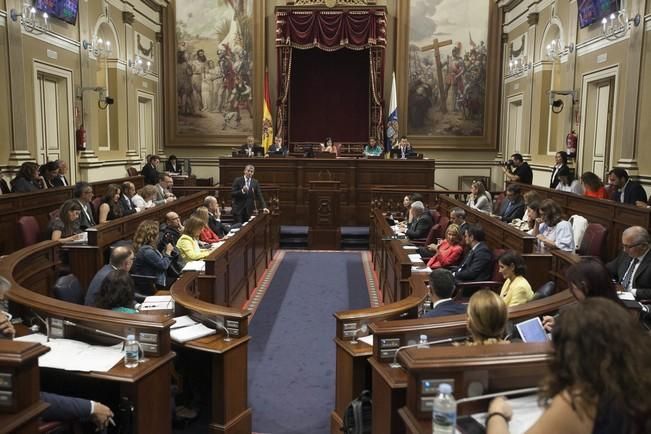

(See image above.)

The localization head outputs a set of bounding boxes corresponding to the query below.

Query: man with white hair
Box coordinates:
[204,195,230,238]
[405,201,433,240]
[606,226,651,300]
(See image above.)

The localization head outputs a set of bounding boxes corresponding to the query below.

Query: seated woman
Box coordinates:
[11,162,45,193]
[533,199,575,252]
[131,220,174,287]
[98,184,123,224]
[94,270,137,313]
[497,251,533,307]
[364,136,383,157]
[523,201,541,234]
[426,224,464,269]
[176,216,216,262]
[580,171,609,199]
[487,298,651,434]
[554,167,583,195]
[165,154,182,174]
[39,161,60,189]
[49,199,83,241]
[542,257,624,331]
[466,180,493,214]
[193,206,220,244]
[323,137,337,155]
[131,185,157,210]
[461,289,509,346]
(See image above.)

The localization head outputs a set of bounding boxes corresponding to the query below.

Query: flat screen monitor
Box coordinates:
[515,317,550,343]
[35,0,79,25]
[578,0,619,28]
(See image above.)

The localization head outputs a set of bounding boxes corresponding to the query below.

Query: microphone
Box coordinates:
[389,336,468,368]
[349,324,369,345]
[30,311,50,341]
[63,319,127,342]
[205,317,232,342]
[455,387,539,404]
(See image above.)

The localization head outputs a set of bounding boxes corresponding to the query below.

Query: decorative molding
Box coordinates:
[105,0,161,32]
[136,32,154,59]
[575,33,629,57]
[122,11,135,25]
[290,0,374,6]
[155,32,163,43]
[22,27,81,54]
[527,13,539,26]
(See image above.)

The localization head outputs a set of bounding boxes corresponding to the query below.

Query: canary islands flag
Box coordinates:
[385,72,399,153]
[262,69,273,152]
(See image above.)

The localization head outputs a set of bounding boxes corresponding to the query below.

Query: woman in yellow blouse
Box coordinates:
[497,251,534,307]
[176,216,215,262]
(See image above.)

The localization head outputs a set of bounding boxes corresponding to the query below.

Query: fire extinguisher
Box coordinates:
[76,126,87,151]
[566,130,577,159]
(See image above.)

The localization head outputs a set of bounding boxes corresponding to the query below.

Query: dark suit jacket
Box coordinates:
[406,213,433,240]
[141,163,159,185]
[613,181,647,205]
[40,392,91,422]
[267,144,287,156]
[118,194,137,216]
[549,164,568,189]
[52,175,69,187]
[11,177,40,193]
[455,242,493,282]
[208,213,229,238]
[164,161,182,174]
[423,299,467,318]
[606,251,651,300]
[84,264,114,306]
[499,198,525,223]
[75,200,95,230]
[231,176,267,223]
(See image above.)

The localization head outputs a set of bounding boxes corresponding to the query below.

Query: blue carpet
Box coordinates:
[248,251,370,434]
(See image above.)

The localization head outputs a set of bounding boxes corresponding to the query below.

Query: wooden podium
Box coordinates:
[308,181,341,249]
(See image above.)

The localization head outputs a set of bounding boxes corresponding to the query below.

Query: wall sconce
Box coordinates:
[601,9,641,40]
[10,3,49,34]
[128,56,152,76]
[546,39,574,61]
[508,57,532,76]
[82,36,112,59]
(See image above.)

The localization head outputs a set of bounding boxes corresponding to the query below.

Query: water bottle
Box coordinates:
[124,334,140,368]
[432,383,456,434]
[418,334,429,348]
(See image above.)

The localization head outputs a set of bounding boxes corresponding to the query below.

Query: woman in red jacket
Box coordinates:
[194,206,221,244]
[427,223,464,269]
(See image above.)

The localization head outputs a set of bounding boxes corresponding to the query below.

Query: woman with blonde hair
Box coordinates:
[131,220,174,287]
[176,216,215,262]
[467,180,493,214]
[426,223,464,269]
[464,289,508,346]
[193,206,220,244]
[131,185,157,210]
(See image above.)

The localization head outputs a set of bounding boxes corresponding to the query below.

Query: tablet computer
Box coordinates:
[515,317,550,343]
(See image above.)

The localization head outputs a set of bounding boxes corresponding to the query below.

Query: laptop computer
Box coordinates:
[515,317,550,343]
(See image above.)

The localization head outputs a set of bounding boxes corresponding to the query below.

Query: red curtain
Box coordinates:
[275,8,386,146]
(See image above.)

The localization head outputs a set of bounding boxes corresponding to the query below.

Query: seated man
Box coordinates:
[267,136,286,156]
[154,174,176,205]
[453,224,493,282]
[405,201,433,240]
[204,196,230,238]
[240,135,263,157]
[497,184,525,223]
[390,136,415,159]
[84,246,134,306]
[608,167,647,205]
[141,155,161,185]
[450,207,469,236]
[423,269,467,318]
[606,226,651,300]
[158,212,184,251]
[119,181,140,215]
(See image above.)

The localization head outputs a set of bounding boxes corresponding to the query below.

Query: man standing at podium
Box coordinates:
[231,164,269,223]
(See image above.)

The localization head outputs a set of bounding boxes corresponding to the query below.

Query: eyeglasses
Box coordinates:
[623,242,646,250]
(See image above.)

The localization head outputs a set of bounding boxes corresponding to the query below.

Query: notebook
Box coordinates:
[515,317,550,343]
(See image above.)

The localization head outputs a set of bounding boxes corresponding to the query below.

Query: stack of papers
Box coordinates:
[171,315,197,329]
[182,261,205,272]
[170,323,216,343]
[402,245,418,250]
[139,295,174,311]
[471,394,542,433]
[411,265,432,273]
[407,253,423,263]
[15,334,123,372]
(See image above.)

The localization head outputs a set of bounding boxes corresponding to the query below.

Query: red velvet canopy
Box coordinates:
[275,8,386,145]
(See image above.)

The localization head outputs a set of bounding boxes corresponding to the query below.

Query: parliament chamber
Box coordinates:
[1,0,651,433]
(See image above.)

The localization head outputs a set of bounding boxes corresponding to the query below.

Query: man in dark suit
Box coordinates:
[454,224,493,282]
[84,246,134,306]
[51,159,69,187]
[119,181,139,215]
[204,195,230,238]
[231,164,269,223]
[73,182,96,230]
[405,201,433,240]
[240,135,263,157]
[450,207,469,236]
[267,136,286,156]
[607,168,647,205]
[141,155,160,185]
[606,226,651,300]
[423,269,467,318]
[498,184,525,223]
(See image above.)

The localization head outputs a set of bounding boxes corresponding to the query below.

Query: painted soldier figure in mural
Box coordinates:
[177,48,193,115]
[191,49,208,114]
[230,76,252,127]
[218,44,237,113]
[447,45,465,112]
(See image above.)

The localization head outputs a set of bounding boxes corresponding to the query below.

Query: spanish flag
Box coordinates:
[261,69,273,152]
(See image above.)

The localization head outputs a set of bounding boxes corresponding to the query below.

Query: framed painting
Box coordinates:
[163,0,264,146]
[396,0,501,149]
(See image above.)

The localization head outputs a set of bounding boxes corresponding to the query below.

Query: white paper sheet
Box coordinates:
[171,315,198,329]
[182,260,205,272]
[140,295,174,311]
[15,333,123,372]
[358,334,374,346]
[471,394,543,434]
[411,266,432,273]
[170,323,216,343]
[408,253,423,263]
[402,245,418,250]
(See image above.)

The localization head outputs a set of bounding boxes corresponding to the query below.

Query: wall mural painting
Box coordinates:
[175,0,253,135]
[407,0,489,137]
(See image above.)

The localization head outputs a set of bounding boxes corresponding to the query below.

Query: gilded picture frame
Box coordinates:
[396,0,501,149]
[162,0,264,146]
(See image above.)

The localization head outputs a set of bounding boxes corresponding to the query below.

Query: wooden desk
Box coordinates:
[398,343,551,434]
[170,273,251,434]
[0,176,144,254]
[171,175,196,186]
[65,191,207,289]
[0,341,50,434]
[218,157,435,225]
[514,182,651,260]
[0,241,175,434]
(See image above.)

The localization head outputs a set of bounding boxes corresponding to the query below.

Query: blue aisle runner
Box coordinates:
[248,251,370,434]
